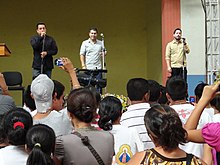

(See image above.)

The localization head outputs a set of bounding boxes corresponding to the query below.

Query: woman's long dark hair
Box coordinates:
[26,124,55,165]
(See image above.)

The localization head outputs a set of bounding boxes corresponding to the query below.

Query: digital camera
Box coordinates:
[54,58,63,66]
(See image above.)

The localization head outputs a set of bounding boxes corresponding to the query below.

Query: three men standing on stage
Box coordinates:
[165,28,190,82]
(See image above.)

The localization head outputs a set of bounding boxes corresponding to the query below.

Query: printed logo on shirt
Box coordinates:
[116,144,133,165]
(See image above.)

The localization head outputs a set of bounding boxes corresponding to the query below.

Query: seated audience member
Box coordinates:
[166,76,212,158]
[148,79,161,106]
[209,93,220,122]
[185,82,220,165]
[127,104,205,165]
[26,124,56,165]
[0,108,33,165]
[120,78,153,150]
[31,74,72,137]
[99,96,144,165]
[55,88,114,165]
[52,80,65,111]
[0,114,8,148]
[194,82,214,117]
[0,73,16,115]
[23,85,36,114]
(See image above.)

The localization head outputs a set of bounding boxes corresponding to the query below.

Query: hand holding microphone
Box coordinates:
[182,37,186,45]
[41,32,46,37]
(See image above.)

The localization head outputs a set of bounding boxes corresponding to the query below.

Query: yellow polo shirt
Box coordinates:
[165,39,190,68]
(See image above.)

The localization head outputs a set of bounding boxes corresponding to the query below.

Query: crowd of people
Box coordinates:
[1,25,220,165]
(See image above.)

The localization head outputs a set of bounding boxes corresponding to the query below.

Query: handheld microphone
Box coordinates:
[182,37,186,41]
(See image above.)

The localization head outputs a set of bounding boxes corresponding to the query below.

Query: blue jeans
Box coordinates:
[32,68,52,80]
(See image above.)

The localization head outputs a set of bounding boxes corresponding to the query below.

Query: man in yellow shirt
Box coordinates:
[165,28,190,82]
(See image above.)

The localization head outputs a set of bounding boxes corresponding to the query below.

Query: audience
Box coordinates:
[55,88,114,165]
[127,104,205,165]
[120,78,153,150]
[99,96,144,164]
[166,76,212,158]
[31,74,72,137]
[148,79,161,106]
[26,124,56,165]
[0,108,33,165]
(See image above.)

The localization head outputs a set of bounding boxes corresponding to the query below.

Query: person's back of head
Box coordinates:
[158,85,169,105]
[144,104,187,151]
[194,82,208,103]
[26,124,56,165]
[24,85,36,111]
[166,76,187,101]
[126,78,149,102]
[210,93,220,113]
[98,96,122,130]
[67,88,97,123]
[52,80,65,111]
[148,80,161,103]
[86,85,101,106]
[0,114,7,146]
[0,94,16,115]
[3,108,33,145]
[31,74,54,113]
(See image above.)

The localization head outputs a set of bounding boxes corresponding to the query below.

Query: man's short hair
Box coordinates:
[194,82,208,100]
[148,79,161,102]
[166,76,187,101]
[173,28,182,34]
[89,27,98,33]
[36,22,46,29]
[127,78,149,101]
[53,80,65,100]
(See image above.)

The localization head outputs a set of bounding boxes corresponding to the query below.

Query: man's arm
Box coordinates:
[46,38,58,56]
[165,43,172,73]
[80,55,86,69]
[0,73,9,95]
[30,36,43,50]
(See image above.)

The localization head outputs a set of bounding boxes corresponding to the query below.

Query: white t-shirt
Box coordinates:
[33,108,73,137]
[110,125,144,165]
[171,103,212,158]
[120,103,154,150]
[0,145,28,165]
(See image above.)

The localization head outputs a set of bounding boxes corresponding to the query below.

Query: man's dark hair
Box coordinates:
[194,82,208,100]
[127,78,149,101]
[53,80,65,99]
[173,28,182,34]
[166,76,187,101]
[148,80,161,102]
[24,85,36,111]
[89,27,98,33]
[36,22,46,29]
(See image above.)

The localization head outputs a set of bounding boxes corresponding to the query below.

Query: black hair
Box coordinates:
[166,76,187,101]
[0,114,6,144]
[53,80,65,100]
[194,82,208,101]
[210,93,220,113]
[67,88,97,123]
[86,85,101,105]
[36,22,46,29]
[173,28,182,34]
[26,124,55,165]
[3,108,33,145]
[126,78,149,101]
[98,96,122,130]
[24,85,36,111]
[89,27,98,33]
[158,85,168,104]
[144,104,187,151]
[148,80,161,102]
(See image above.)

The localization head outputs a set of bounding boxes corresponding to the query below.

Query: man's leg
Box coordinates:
[32,68,41,80]
[171,68,181,77]
[44,70,52,78]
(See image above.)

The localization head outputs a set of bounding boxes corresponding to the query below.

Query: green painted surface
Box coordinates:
[0,0,161,105]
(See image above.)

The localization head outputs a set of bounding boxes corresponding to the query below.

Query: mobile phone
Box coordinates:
[54,58,63,66]
[189,96,196,103]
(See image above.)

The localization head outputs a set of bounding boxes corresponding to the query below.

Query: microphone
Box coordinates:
[100,33,104,38]
[182,37,186,41]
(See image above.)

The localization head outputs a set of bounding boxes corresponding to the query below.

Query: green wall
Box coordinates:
[0,0,162,105]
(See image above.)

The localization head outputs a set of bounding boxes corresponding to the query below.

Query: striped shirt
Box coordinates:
[120,103,154,150]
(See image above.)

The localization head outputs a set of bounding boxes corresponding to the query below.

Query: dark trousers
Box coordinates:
[171,67,187,82]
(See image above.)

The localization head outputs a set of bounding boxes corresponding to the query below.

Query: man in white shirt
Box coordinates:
[120,78,154,150]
